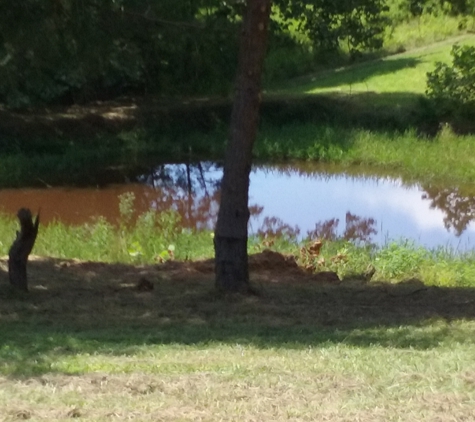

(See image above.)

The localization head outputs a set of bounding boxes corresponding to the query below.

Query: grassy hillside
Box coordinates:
[272,34,475,100]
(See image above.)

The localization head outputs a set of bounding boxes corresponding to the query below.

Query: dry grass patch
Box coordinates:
[2,363,475,421]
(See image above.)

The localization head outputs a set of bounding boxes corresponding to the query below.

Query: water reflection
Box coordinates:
[421,185,475,236]
[249,165,475,249]
[0,162,475,249]
[306,212,377,244]
[136,162,222,231]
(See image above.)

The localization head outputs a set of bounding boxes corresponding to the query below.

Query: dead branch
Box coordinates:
[8,208,40,292]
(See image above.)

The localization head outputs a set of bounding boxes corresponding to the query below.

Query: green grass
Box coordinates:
[25,192,215,264]
[264,8,475,84]
[293,237,475,287]
[254,124,475,185]
[1,256,475,420]
[274,34,475,96]
[2,334,475,420]
[3,13,475,422]
[4,119,475,188]
[383,12,475,53]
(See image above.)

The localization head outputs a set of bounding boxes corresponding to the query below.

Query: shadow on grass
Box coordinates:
[260,91,431,132]
[280,57,420,93]
[1,257,475,377]
[0,89,453,145]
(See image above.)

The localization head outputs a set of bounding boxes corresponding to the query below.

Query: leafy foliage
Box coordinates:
[400,0,475,17]
[1,0,473,107]
[273,0,390,58]
[0,0,240,107]
[0,0,396,107]
[426,44,475,117]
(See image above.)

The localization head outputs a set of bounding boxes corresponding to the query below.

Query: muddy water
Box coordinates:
[0,162,475,249]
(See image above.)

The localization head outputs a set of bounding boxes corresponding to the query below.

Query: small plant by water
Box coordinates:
[2,193,214,264]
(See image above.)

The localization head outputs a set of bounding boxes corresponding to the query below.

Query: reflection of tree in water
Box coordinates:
[253,212,377,244]
[256,216,300,240]
[132,162,475,242]
[137,162,264,231]
[422,186,475,236]
[135,163,379,243]
[307,212,377,244]
[137,162,222,231]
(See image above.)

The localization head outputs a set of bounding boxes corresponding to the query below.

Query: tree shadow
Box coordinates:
[1,256,475,377]
[259,91,437,134]
[0,86,464,145]
[281,57,421,92]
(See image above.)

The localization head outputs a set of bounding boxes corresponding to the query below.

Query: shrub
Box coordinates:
[426,44,475,118]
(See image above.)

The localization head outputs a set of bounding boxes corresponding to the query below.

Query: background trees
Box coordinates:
[0,0,426,108]
[0,0,240,107]
[272,0,389,58]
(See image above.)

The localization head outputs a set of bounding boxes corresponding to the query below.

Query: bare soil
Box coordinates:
[1,249,474,330]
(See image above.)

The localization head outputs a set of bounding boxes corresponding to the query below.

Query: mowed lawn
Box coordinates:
[1,257,475,421]
[273,34,475,99]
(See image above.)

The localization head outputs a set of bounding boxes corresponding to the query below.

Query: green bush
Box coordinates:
[426,44,475,118]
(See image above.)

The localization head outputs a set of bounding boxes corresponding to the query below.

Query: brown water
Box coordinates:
[0,183,219,231]
[1,162,475,249]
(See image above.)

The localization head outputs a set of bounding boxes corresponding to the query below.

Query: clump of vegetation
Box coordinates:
[0,193,214,264]
[426,43,475,118]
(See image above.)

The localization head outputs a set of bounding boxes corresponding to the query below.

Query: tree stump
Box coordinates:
[8,208,40,292]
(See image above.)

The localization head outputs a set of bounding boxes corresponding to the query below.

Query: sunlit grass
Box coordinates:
[275,34,475,96]
[384,12,475,52]
[2,335,475,421]
[255,124,475,185]
[265,9,475,85]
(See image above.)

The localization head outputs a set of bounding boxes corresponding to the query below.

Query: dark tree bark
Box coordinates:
[214,0,272,293]
[8,208,40,292]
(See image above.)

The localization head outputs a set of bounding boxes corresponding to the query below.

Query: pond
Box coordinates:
[0,162,474,250]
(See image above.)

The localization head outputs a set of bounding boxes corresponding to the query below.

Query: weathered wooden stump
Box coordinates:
[8,208,40,292]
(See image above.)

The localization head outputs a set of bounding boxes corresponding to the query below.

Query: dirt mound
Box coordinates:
[171,250,339,284]
[249,249,299,270]
[166,249,299,275]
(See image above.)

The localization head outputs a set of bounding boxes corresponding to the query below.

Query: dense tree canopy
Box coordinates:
[0,0,412,107]
[0,0,241,106]
[273,0,389,56]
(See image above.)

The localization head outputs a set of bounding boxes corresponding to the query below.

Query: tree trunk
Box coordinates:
[8,208,40,292]
[214,0,272,293]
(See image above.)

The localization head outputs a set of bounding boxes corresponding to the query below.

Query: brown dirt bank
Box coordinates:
[1,250,474,330]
